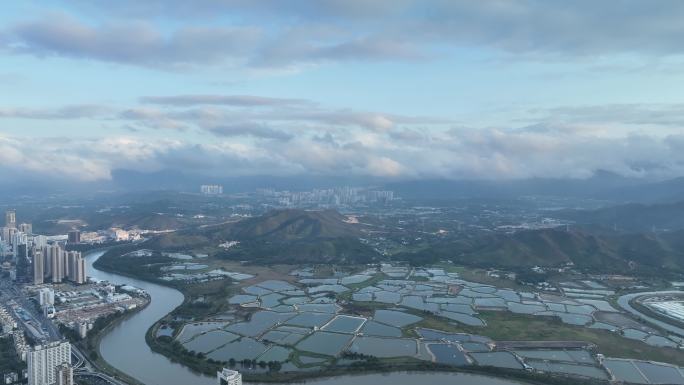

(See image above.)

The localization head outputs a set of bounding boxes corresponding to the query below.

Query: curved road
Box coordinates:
[617,290,684,337]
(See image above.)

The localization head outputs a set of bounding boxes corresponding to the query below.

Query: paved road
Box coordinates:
[75,371,131,385]
[616,290,684,337]
[72,339,133,385]
[2,276,130,385]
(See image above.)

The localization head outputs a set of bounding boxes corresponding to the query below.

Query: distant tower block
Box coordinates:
[201,184,224,195]
[6,209,16,229]
[67,230,81,244]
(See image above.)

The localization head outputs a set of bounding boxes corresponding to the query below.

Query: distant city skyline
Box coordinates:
[2,1,684,182]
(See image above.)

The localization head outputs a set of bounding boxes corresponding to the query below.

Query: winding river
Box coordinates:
[85,250,529,385]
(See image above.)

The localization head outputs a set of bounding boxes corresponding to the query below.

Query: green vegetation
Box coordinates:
[64,241,123,253]
[81,208,684,382]
[394,228,684,276]
[148,209,380,264]
[416,311,684,367]
[147,326,283,378]
[146,331,223,377]
[218,237,377,264]
[242,357,608,384]
[347,272,387,291]
[560,200,684,233]
[145,278,241,375]
[230,209,361,240]
[171,279,236,320]
[93,243,174,283]
[443,265,527,291]
[0,336,25,375]
[147,327,608,385]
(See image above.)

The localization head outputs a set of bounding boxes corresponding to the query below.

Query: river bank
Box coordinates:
[84,249,558,385]
[84,305,149,385]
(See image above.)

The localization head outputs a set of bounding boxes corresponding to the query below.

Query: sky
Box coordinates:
[1,0,684,183]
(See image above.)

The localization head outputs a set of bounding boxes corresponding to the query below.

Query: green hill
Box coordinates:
[150,209,378,264]
[558,200,684,232]
[231,209,360,241]
[396,228,684,275]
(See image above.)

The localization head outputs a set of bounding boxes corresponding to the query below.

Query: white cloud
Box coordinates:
[3,124,684,183]
[6,1,684,71]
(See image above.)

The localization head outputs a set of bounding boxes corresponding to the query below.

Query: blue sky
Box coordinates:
[2,0,684,181]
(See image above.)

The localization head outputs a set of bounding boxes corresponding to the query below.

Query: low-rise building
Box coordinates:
[217,369,242,385]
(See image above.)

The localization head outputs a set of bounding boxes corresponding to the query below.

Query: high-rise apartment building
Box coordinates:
[201,184,224,195]
[10,231,28,257]
[76,257,86,284]
[44,244,65,283]
[19,223,33,235]
[32,245,86,285]
[50,250,64,284]
[67,230,80,244]
[33,235,48,249]
[66,251,86,284]
[38,288,55,306]
[0,226,14,242]
[27,341,71,385]
[5,209,16,229]
[33,249,44,285]
[16,243,28,260]
[54,364,73,385]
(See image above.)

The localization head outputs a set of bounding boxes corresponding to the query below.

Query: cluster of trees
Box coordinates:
[0,336,26,373]
[341,351,378,362]
[94,245,173,282]
[58,324,81,342]
[340,351,414,371]
[155,335,283,373]
[222,358,282,371]
[514,270,552,285]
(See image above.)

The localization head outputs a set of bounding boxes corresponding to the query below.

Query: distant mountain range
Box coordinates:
[76,204,684,275]
[558,200,684,232]
[104,170,382,194]
[4,168,684,205]
[396,228,684,275]
[109,169,684,204]
[144,207,684,275]
[386,172,684,204]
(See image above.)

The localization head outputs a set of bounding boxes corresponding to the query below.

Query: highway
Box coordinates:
[71,343,132,385]
[75,371,131,385]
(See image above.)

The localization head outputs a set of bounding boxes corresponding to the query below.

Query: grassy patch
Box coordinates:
[416,310,684,366]
[347,273,388,291]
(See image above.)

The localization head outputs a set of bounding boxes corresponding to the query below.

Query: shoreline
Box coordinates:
[88,301,151,385]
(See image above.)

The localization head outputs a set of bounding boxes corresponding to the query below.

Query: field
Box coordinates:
[91,238,684,382]
[415,311,684,367]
